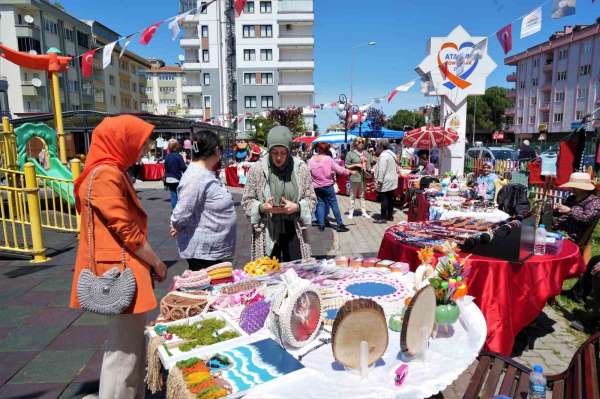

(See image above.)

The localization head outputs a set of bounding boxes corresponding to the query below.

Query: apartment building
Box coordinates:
[0,0,149,117]
[179,0,315,135]
[141,59,187,116]
[505,19,600,138]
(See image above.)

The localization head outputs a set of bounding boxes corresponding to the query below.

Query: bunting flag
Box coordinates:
[521,7,542,38]
[496,24,513,54]
[387,80,416,103]
[140,22,161,45]
[168,15,184,41]
[234,0,248,17]
[81,49,96,78]
[552,0,576,18]
[119,34,133,58]
[102,40,117,69]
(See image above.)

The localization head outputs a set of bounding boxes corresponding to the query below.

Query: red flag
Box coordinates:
[496,24,512,55]
[81,49,96,78]
[234,0,247,17]
[139,22,161,46]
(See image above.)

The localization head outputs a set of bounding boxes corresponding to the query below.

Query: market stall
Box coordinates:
[336,173,413,203]
[224,164,251,187]
[146,255,487,399]
[141,162,165,181]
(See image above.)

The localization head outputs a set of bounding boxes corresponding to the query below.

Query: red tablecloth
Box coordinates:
[378,229,585,355]
[336,174,410,203]
[141,163,164,181]
[225,165,251,188]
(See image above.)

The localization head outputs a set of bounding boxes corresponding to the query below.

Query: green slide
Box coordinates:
[14,123,75,205]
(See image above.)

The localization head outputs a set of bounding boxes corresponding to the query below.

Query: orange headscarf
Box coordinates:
[74,115,154,211]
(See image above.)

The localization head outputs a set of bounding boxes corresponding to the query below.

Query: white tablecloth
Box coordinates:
[429,207,510,224]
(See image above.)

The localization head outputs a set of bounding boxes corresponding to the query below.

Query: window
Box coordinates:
[159,87,176,93]
[260,49,273,61]
[95,89,105,103]
[529,115,536,124]
[243,73,256,85]
[245,96,257,108]
[261,72,273,84]
[203,96,211,108]
[44,20,58,34]
[202,50,209,62]
[530,97,537,106]
[243,25,256,38]
[260,1,272,13]
[583,40,592,54]
[533,59,539,67]
[133,83,137,92]
[576,110,585,120]
[65,28,75,42]
[109,75,115,86]
[243,49,256,61]
[517,116,523,125]
[580,64,591,76]
[245,119,255,131]
[555,91,565,102]
[553,113,563,123]
[203,73,210,85]
[146,86,153,93]
[110,95,117,106]
[261,96,273,108]
[244,1,255,13]
[557,71,567,81]
[519,81,525,89]
[518,99,524,108]
[17,37,41,54]
[76,31,89,48]
[159,73,175,80]
[260,25,272,38]
[201,25,209,38]
[531,78,538,87]
[577,87,589,99]
[558,48,568,60]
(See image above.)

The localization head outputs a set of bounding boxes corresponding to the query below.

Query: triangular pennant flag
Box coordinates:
[168,14,186,41]
[102,41,117,69]
[119,34,134,58]
[81,49,96,78]
[140,22,161,46]
[521,7,542,39]
[496,24,513,54]
[387,80,416,103]
[552,0,576,19]
[234,0,247,17]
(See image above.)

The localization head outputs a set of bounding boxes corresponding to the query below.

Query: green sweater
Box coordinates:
[345,150,372,183]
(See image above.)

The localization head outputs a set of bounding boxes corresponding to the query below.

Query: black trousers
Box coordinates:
[379,190,395,220]
[574,255,600,311]
[187,258,228,271]
[270,221,301,262]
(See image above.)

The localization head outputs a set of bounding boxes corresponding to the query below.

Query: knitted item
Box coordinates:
[239,300,270,334]
[210,276,234,286]
[172,270,210,291]
[146,335,165,394]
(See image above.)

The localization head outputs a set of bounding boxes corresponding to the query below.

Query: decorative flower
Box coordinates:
[417,247,434,265]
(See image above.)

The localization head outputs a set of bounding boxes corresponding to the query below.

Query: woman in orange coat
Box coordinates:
[69,115,167,399]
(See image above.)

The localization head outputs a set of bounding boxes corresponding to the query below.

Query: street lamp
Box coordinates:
[350,41,377,102]
[337,94,359,145]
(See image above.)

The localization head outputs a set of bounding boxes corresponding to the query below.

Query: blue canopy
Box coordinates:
[349,121,404,139]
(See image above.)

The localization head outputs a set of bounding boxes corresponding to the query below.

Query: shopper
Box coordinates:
[170,130,236,271]
[242,126,316,261]
[374,139,398,223]
[70,115,167,399]
[309,142,355,232]
[345,137,373,219]
[518,139,537,160]
[164,139,187,208]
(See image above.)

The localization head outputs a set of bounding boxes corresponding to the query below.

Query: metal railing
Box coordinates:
[37,162,80,233]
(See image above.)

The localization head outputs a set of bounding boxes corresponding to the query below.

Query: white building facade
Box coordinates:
[142,59,187,116]
[179,0,315,135]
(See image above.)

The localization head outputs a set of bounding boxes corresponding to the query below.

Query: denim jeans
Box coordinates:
[315,185,344,227]
[166,183,178,209]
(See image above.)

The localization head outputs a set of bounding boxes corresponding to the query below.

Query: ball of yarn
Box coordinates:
[239,300,270,334]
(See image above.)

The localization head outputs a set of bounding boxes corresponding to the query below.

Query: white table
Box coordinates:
[429,206,510,224]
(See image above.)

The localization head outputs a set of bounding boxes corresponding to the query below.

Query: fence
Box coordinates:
[464,158,534,179]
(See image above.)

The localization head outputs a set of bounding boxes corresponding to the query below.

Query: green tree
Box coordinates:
[386,109,425,131]
[247,116,274,147]
[268,108,306,137]
[466,86,511,136]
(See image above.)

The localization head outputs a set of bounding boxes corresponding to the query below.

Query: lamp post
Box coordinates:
[350,41,376,102]
[337,94,360,146]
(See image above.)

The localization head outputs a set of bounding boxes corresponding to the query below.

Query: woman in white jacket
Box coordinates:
[373,139,398,223]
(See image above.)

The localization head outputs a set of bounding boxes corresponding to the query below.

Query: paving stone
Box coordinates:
[60,381,100,398]
[30,277,74,292]
[0,326,64,352]
[72,350,103,383]
[26,306,82,327]
[5,290,70,307]
[0,351,38,386]
[46,326,108,351]
[72,312,110,326]
[0,306,35,327]
[10,349,95,384]
[0,382,67,399]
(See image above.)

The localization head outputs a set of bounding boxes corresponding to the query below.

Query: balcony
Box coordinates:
[278,83,314,92]
[278,1,313,12]
[542,83,552,92]
[543,63,553,72]
[540,102,550,111]
[506,73,517,82]
[182,62,202,70]
[21,81,45,96]
[507,89,516,98]
[180,38,201,47]
[278,60,314,69]
[15,24,41,41]
[182,85,203,94]
[278,36,314,46]
[504,107,516,116]
[187,108,204,118]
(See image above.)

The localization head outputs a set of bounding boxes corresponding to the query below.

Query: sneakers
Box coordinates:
[348,209,354,219]
[336,225,350,232]
[361,210,371,219]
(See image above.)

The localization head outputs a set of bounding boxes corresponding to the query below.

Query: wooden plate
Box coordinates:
[331,298,388,369]
[400,285,436,356]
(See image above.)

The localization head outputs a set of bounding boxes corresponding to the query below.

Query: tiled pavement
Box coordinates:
[0,182,588,398]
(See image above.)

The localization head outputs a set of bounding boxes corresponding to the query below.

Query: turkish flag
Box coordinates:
[496,24,512,54]
[81,49,96,78]
[139,22,161,46]
[234,0,247,17]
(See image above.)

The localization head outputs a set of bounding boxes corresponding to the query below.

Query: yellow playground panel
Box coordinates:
[0,117,80,263]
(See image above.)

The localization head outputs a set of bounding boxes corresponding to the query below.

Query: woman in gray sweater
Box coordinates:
[170,130,236,270]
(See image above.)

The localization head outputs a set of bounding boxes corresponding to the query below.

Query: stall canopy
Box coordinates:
[293,136,316,145]
[349,121,404,139]
[313,131,358,144]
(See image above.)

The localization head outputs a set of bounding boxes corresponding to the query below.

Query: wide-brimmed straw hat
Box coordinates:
[559,172,596,191]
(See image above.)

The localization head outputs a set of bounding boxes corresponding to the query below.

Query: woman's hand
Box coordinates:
[153,261,167,282]
[591,261,600,276]
[554,203,571,214]
[169,226,177,238]
[261,196,281,214]
[280,197,299,215]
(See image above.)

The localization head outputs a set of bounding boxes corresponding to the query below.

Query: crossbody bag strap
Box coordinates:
[85,166,127,275]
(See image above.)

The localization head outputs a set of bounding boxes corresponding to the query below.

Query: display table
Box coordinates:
[429,207,510,223]
[141,163,164,181]
[378,229,585,355]
[336,173,411,203]
[225,164,251,187]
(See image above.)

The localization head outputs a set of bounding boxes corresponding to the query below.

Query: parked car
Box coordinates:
[465,146,519,161]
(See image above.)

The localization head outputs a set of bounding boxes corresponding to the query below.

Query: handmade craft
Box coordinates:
[335,273,409,302]
[400,285,436,357]
[414,247,435,290]
[388,313,404,332]
[167,357,229,399]
[349,257,364,268]
[335,256,349,267]
[239,300,270,334]
[321,297,347,327]
[376,259,395,268]
[206,262,234,285]
[331,298,388,370]
[429,250,468,332]
[268,269,322,348]
[219,279,262,295]
[158,291,210,323]
[362,257,381,268]
[171,270,211,292]
[389,262,410,273]
[394,364,409,386]
[243,256,280,276]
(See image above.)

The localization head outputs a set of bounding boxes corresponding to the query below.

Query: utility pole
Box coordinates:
[472,96,477,145]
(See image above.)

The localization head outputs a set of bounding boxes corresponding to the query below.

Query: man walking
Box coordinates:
[345,137,373,219]
[374,139,398,223]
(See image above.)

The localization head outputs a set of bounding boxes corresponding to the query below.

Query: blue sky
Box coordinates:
[60,0,598,130]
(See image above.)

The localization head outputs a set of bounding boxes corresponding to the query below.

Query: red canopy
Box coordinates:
[402,125,459,149]
[293,136,316,145]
